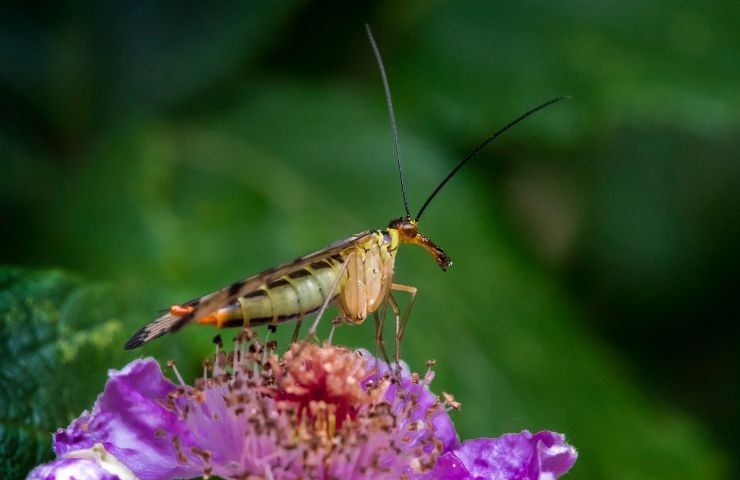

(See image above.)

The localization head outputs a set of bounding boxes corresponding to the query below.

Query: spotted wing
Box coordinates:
[123,231,373,349]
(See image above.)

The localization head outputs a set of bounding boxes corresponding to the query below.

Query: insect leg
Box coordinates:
[283,276,304,344]
[386,293,403,371]
[307,253,351,338]
[390,283,418,366]
[327,316,343,344]
[290,314,304,344]
[373,310,392,367]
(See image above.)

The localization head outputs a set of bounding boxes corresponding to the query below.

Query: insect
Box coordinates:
[124,25,567,364]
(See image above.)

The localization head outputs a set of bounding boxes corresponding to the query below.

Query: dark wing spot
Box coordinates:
[228,281,243,295]
[172,295,202,308]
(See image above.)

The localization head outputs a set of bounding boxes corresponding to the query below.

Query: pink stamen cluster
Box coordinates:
[164,330,456,479]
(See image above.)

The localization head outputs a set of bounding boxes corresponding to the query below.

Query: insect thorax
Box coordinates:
[337,230,398,324]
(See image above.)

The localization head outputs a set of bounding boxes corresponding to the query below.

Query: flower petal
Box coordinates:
[52,359,200,480]
[359,350,460,453]
[429,430,577,480]
[27,443,136,480]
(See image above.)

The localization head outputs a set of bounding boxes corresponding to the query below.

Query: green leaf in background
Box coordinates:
[1,1,738,478]
[3,81,728,479]
[0,268,124,478]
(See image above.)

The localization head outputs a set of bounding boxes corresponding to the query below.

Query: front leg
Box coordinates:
[390,282,418,367]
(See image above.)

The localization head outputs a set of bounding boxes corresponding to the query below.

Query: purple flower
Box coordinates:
[429,432,578,480]
[47,359,201,480]
[29,330,577,480]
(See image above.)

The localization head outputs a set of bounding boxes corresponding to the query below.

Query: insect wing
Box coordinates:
[124,231,373,349]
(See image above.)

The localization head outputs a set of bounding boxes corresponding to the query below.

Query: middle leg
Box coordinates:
[307,253,351,339]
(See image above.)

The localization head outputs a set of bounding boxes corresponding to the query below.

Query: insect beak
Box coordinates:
[411,233,453,271]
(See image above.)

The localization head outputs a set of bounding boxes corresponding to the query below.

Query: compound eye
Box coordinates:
[401,222,418,237]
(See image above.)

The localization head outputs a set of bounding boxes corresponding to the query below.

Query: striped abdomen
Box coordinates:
[199,256,346,328]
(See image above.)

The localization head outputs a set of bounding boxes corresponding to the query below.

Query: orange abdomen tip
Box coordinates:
[170,305,195,316]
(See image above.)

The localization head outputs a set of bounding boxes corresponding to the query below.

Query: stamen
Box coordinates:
[442,391,461,411]
[424,359,437,385]
[167,360,187,386]
[162,330,452,477]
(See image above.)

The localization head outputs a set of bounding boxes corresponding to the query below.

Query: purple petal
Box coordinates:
[53,358,200,480]
[429,430,577,480]
[359,351,460,452]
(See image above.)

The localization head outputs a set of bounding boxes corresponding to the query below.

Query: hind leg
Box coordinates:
[307,255,351,339]
[290,316,304,344]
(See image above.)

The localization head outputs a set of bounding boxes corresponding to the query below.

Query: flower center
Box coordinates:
[165,329,452,479]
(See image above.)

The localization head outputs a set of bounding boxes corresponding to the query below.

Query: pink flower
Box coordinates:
[29,330,577,480]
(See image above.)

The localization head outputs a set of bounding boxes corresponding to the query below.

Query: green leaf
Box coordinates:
[16,81,727,478]
[0,268,124,479]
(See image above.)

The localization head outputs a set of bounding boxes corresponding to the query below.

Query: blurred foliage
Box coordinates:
[0,268,124,477]
[1,1,738,479]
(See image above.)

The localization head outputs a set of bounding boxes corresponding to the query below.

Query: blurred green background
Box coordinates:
[1,1,738,479]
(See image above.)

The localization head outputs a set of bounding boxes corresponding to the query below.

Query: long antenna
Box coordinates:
[415,95,570,221]
[365,24,411,219]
